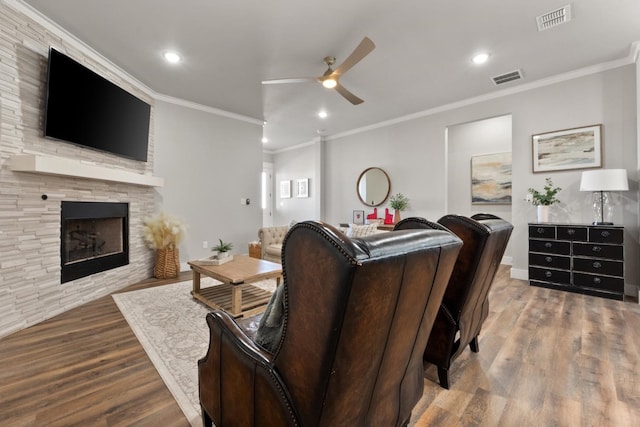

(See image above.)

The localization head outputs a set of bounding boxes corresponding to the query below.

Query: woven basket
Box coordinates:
[154,245,179,279]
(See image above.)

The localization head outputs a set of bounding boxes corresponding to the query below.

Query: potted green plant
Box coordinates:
[389,193,409,224]
[526,178,561,222]
[212,239,233,259]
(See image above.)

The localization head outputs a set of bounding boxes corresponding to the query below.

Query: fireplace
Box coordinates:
[61,201,129,283]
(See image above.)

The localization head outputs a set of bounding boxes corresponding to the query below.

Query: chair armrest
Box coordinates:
[198,310,298,426]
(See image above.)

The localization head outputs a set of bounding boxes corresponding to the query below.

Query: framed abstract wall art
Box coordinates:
[532,124,602,172]
[471,152,512,204]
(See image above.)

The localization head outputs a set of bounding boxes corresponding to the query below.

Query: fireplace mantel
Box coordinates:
[11,154,164,187]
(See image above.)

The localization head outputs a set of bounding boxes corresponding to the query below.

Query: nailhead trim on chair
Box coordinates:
[274,221,361,356]
[394,217,447,232]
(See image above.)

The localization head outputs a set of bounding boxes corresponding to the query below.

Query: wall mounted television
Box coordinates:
[44,47,151,162]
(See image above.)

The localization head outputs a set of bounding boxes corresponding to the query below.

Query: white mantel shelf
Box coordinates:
[11,154,164,187]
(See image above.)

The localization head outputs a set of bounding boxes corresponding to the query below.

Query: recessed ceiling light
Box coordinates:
[472,52,490,65]
[318,110,328,119]
[261,137,268,144]
[163,51,181,64]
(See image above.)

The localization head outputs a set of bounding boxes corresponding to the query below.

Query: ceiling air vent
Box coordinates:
[536,4,572,31]
[491,69,523,86]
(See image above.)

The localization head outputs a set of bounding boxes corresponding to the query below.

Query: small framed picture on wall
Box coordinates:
[296,178,309,198]
[280,180,291,198]
[353,210,365,225]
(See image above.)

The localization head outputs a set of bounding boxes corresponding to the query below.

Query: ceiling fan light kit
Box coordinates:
[262,37,375,105]
[322,78,337,88]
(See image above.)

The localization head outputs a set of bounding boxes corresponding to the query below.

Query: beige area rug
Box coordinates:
[112,278,277,427]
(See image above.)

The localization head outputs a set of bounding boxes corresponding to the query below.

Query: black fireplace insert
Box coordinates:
[61,201,129,283]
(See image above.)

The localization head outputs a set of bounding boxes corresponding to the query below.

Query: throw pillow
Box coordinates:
[347,223,379,238]
[255,284,285,352]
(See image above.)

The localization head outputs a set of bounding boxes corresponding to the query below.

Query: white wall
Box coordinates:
[447,115,514,262]
[272,143,318,225]
[447,115,512,220]
[154,101,263,266]
[318,65,638,294]
[324,118,448,225]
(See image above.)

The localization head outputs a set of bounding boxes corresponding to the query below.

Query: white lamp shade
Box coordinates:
[579,169,629,192]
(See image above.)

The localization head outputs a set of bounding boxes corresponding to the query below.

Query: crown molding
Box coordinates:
[269,138,319,154]
[5,0,156,98]
[327,43,640,143]
[154,94,263,126]
[630,40,640,63]
[8,1,639,141]
[7,0,263,126]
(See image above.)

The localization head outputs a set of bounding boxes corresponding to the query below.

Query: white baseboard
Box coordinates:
[510,268,528,281]
[625,283,639,301]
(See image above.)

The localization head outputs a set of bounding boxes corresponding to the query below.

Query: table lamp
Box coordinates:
[579,169,628,225]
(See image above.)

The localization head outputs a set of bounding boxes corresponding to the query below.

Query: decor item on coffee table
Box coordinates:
[198,220,462,427]
[188,255,282,318]
[211,238,233,258]
[142,211,186,279]
[389,192,409,224]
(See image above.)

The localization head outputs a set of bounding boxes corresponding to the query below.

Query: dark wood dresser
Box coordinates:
[528,223,624,300]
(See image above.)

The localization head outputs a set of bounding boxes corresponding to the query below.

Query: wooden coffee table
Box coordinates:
[188,255,282,318]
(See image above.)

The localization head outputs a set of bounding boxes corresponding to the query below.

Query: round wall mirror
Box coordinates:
[357,167,391,207]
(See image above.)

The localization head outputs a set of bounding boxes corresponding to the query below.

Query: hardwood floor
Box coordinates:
[1,267,639,426]
[0,272,192,427]
[410,266,640,426]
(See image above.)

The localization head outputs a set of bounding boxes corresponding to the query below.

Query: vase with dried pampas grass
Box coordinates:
[142,212,186,279]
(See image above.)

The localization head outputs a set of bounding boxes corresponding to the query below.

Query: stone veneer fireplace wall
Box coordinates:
[0,5,158,338]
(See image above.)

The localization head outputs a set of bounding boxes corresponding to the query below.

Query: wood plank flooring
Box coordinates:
[1,267,639,426]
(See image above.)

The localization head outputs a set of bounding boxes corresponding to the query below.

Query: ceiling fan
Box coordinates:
[261,37,375,105]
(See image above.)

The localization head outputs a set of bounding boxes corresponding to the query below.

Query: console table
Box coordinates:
[528,223,624,301]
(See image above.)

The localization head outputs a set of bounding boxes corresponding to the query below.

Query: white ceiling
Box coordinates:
[22,0,640,151]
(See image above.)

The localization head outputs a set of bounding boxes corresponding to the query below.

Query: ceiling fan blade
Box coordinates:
[261,77,315,85]
[333,37,375,76]
[335,83,364,105]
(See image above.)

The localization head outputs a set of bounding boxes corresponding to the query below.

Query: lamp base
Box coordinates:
[592,221,613,226]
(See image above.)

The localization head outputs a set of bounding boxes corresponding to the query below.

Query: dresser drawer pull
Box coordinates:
[567,229,575,235]
[537,227,545,234]
[592,246,602,252]
[593,262,602,269]
[545,242,553,248]
[593,277,601,284]
[545,257,553,263]
[601,231,610,238]
[545,271,552,278]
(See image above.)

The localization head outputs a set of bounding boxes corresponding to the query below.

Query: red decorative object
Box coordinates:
[366,208,378,220]
[384,208,394,224]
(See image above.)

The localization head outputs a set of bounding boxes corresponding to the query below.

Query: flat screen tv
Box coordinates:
[44,48,151,162]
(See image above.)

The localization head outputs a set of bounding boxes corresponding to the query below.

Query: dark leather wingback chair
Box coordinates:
[394,214,513,389]
[198,220,462,426]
